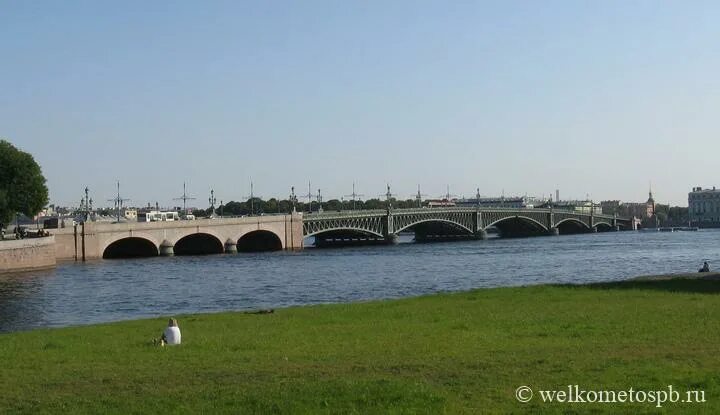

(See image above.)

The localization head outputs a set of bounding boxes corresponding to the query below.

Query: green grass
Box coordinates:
[2,276,720,414]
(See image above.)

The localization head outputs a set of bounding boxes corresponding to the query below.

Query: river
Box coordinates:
[1,229,718,333]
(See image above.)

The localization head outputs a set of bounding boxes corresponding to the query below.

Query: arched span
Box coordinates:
[594,222,614,232]
[103,237,158,259]
[305,227,384,239]
[174,233,224,255]
[555,218,591,235]
[237,230,283,252]
[394,219,474,235]
[486,216,548,238]
[485,215,549,237]
[486,216,548,231]
[554,218,591,229]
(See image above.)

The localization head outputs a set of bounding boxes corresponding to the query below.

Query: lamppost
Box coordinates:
[385,184,393,210]
[289,186,298,213]
[208,189,217,217]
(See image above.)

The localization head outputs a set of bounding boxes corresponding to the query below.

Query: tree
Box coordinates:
[0,140,49,224]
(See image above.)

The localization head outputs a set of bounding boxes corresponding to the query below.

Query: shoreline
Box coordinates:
[1,272,719,412]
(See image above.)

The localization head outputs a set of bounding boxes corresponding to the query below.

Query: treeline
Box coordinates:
[192,198,423,217]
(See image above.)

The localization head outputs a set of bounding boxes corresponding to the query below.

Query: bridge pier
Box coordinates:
[385,234,399,245]
[224,239,238,254]
[548,227,559,236]
[613,226,621,232]
[159,240,174,256]
[474,229,488,240]
[591,227,598,233]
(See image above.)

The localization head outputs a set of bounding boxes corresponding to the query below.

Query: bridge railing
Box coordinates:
[304,210,388,218]
[304,207,627,221]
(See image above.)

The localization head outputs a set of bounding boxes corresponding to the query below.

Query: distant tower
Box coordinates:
[646,184,656,218]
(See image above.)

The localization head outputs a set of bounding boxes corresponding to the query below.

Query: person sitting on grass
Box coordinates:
[157,318,182,346]
[699,261,710,273]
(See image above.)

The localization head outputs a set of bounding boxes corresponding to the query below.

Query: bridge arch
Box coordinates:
[486,216,549,237]
[304,227,385,239]
[594,222,614,232]
[393,219,474,235]
[237,230,283,252]
[174,233,224,255]
[554,218,591,234]
[103,237,159,259]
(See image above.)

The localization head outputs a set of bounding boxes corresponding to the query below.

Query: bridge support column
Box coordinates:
[474,229,488,240]
[159,240,174,256]
[591,227,598,233]
[224,239,238,254]
[613,226,620,232]
[385,234,399,245]
[548,227,559,236]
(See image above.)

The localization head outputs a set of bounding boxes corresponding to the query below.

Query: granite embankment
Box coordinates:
[0,236,56,273]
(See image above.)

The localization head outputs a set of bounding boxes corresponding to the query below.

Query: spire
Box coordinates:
[648,181,655,203]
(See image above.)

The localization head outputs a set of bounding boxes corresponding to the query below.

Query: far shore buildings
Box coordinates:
[600,190,656,219]
[689,186,720,226]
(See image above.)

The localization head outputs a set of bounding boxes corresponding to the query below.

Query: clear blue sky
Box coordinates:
[2,1,718,208]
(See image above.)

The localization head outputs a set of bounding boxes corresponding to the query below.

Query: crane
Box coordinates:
[343,182,365,210]
[107,181,130,223]
[173,182,196,215]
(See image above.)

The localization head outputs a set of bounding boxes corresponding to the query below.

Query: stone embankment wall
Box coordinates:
[0,236,56,273]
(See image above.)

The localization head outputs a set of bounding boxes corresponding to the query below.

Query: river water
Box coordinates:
[1,230,719,333]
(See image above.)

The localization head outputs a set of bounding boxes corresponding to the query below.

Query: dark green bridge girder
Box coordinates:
[302,207,633,239]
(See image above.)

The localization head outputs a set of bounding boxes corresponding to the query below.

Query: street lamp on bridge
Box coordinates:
[208,189,217,217]
[289,186,298,213]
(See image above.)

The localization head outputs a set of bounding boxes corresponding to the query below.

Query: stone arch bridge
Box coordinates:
[53,214,304,260]
[303,207,633,246]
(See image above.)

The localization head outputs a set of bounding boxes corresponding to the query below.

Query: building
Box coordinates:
[689,186,720,226]
[553,200,603,215]
[600,200,621,215]
[617,189,656,220]
[646,189,656,217]
[454,196,544,209]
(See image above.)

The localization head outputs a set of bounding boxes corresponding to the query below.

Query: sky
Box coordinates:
[2,1,719,208]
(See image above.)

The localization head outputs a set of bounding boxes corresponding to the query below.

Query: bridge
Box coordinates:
[50,207,633,259]
[304,207,634,246]
[53,214,304,260]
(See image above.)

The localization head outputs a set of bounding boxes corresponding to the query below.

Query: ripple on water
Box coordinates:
[2,229,720,332]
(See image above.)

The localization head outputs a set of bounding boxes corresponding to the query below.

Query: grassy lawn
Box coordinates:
[2,276,720,414]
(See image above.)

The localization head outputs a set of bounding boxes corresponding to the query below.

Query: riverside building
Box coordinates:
[689,186,720,227]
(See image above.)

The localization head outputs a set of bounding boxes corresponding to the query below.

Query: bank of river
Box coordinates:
[1,275,719,413]
[1,229,719,332]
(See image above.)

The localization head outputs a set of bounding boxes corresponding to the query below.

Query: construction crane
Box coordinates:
[244,179,262,216]
[300,181,315,213]
[107,181,130,223]
[412,184,429,208]
[439,184,458,202]
[343,182,365,210]
[173,182,196,214]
